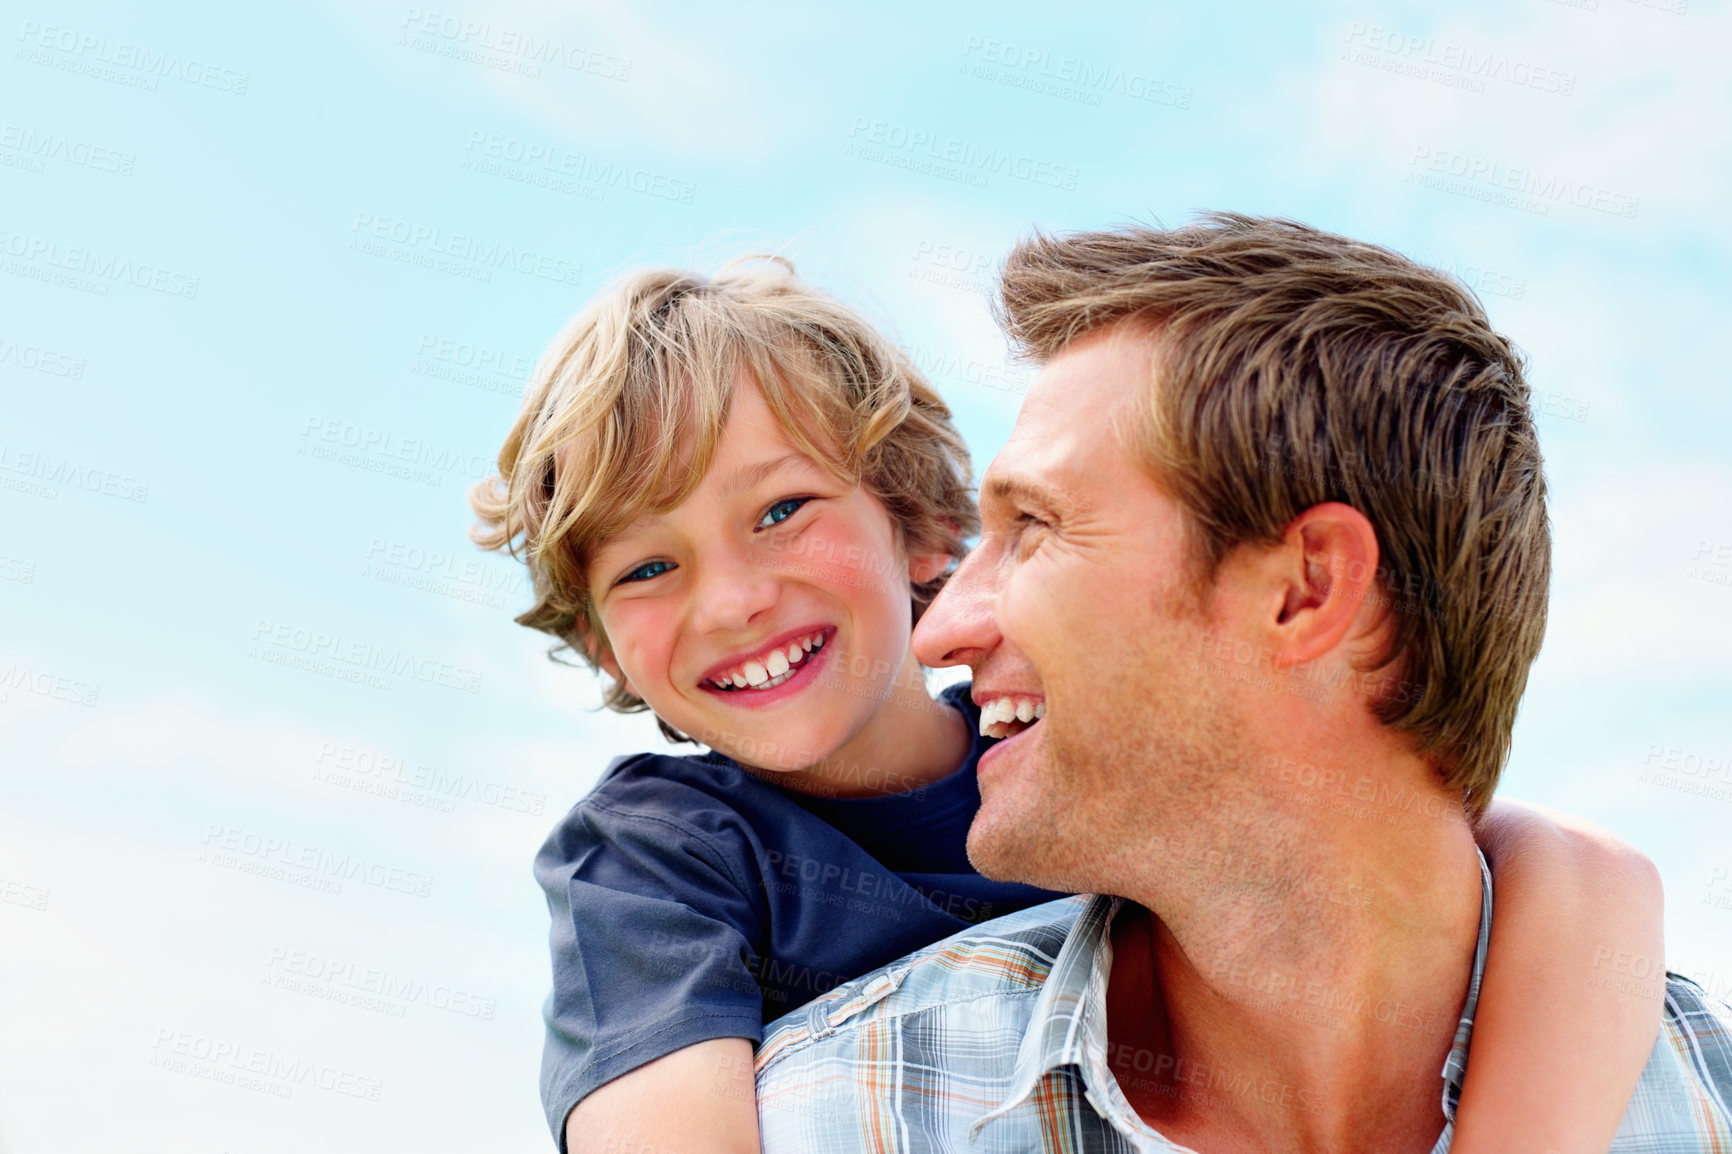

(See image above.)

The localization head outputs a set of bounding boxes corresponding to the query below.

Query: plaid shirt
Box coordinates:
[756,854,1732,1152]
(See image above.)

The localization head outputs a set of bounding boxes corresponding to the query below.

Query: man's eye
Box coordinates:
[756,497,812,531]
[619,560,674,585]
[1011,513,1051,555]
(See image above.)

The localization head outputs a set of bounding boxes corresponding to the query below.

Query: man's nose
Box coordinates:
[912,547,1003,669]
[690,551,780,635]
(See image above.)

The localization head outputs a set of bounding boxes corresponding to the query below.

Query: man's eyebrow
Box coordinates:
[984,474,1077,517]
[720,452,827,499]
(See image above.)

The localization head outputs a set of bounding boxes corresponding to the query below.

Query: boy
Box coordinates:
[471,258,1665,1154]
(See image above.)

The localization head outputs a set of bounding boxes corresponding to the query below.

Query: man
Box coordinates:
[752,214,1732,1151]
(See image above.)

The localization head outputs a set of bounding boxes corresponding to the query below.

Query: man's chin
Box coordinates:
[966,812,1064,890]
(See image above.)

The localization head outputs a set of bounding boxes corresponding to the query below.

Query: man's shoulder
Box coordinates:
[1656,973,1732,1096]
[1611,972,1732,1149]
[755,894,1088,1072]
[1656,972,1732,1084]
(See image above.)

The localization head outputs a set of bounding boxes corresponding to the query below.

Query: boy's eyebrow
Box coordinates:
[720,452,826,499]
[594,452,829,563]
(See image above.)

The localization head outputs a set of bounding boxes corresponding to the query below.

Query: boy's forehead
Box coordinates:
[584,373,853,558]
[702,377,846,495]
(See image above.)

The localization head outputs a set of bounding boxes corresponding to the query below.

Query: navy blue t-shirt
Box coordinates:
[533,681,1060,1146]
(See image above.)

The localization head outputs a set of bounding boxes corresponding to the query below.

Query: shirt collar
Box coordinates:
[973,849,1495,1150]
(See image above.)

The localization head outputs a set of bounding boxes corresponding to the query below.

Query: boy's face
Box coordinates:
[585,377,951,775]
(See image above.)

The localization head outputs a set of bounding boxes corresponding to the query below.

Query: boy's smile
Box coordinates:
[586,375,965,793]
[700,625,833,701]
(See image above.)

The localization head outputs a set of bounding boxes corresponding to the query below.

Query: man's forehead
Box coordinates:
[988,325,1158,500]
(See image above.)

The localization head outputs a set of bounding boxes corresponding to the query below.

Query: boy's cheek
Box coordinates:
[591,606,667,695]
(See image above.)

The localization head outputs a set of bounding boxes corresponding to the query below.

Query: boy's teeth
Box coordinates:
[1034,702,1047,719]
[712,632,831,692]
[1015,699,1035,723]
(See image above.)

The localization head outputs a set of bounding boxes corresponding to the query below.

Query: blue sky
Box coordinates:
[2,1,1729,1149]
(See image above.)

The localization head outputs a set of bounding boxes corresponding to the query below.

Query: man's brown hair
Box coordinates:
[998,213,1549,816]
[469,258,979,739]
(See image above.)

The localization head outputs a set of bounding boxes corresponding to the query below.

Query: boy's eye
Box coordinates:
[618,560,674,585]
[755,497,812,531]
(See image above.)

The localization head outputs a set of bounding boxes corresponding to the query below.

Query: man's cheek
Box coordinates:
[1000,551,1070,632]
[995,576,1049,660]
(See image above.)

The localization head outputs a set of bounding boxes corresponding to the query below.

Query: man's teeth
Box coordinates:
[710,632,827,691]
[977,696,1046,737]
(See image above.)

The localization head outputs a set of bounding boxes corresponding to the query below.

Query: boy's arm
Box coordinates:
[1453,798,1665,1154]
[567,1038,759,1154]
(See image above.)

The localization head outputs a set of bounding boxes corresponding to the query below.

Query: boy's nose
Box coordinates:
[690,558,781,636]
[912,547,1002,671]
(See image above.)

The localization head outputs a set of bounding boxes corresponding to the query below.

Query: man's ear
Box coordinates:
[1263,502,1383,670]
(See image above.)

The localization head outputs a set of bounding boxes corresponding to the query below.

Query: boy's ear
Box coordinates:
[908,549,953,586]
[582,630,638,697]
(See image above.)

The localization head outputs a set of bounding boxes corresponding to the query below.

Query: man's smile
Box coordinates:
[974,691,1046,739]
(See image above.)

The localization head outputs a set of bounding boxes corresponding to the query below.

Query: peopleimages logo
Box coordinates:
[249,618,484,695]
[1343,24,1577,96]
[0,443,149,503]
[15,20,251,94]
[0,123,135,175]
[348,211,582,286]
[312,742,546,817]
[1407,146,1640,219]
[845,118,1080,191]
[299,416,492,485]
[397,8,632,80]
[958,36,1193,109]
[0,661,100,707]
[200,824,435,898]
[0,225,200,297]
[0,334,86,378]
[149,1028,383,1102]
[463,131,696,205]
[264,945,498,1020]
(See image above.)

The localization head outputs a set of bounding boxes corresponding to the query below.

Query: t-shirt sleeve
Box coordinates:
[534,784,768,1149]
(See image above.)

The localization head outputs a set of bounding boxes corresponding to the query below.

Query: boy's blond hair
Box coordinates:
[469,258,980,737]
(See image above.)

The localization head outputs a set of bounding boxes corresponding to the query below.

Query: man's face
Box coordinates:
[913,324,1252,893]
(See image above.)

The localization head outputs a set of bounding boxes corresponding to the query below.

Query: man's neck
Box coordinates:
[1104,786,1484,1153]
